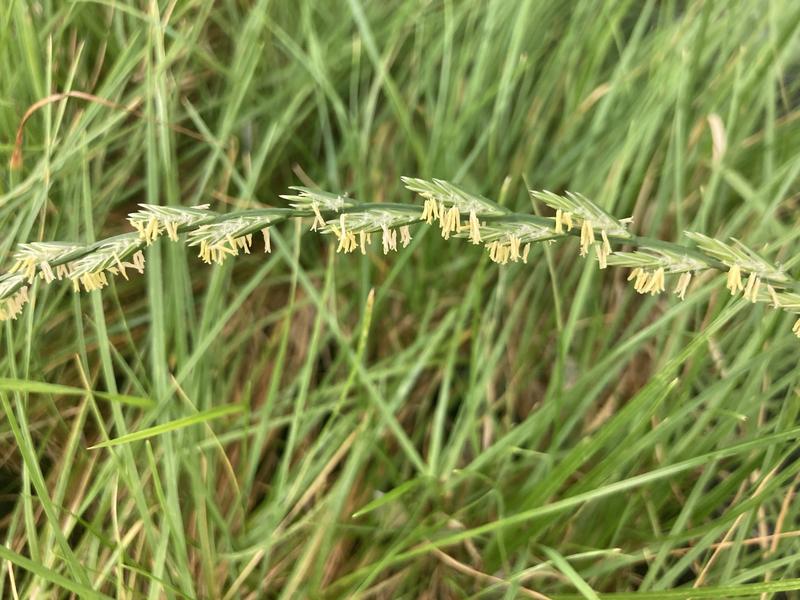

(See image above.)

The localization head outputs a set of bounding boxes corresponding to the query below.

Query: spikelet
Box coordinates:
[67,236,146,292]
[188,214,275,264]
[0,274,30,321]
[400,226,412,248]
[318,205,420,255]
[129,204,212,244]
[281,187,357,231]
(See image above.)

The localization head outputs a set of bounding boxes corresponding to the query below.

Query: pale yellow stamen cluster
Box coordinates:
[330,227,364,254]
[330,215,410,256]
[554,209,574,234]
[420,197,442,224]
[742,272,761,303]
[186,216,272,264]
[198,234,255,264]
[468,210,482,245]
[573,217,614,268]
[336,232,358,253]
[56,264,71,279]
[726,265,743,295]
[724,265,762,303]
[164,221,180,242]
[596,230,612,269]
[128,204,208,245]
[381,224,397,254]
[12,248,77,282]
[334,215,357,253]
[129,205,211,244]
[440,206,461,240]
[0,286,29,321]
[579,220,595,257]
[9,245,146,295]
[75,270,109,292]
[131,215,181,243]
[420,197,481,242]
[131,216,162,244]
[73,250,145,292]
[39,261,56,283]
[400,225,412,248]
[486,236,530,265]
[628,267,666,295]
[10,257,75,284]
[673,272,692,300]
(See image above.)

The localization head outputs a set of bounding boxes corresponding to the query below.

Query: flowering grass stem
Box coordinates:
[3,178,799,335]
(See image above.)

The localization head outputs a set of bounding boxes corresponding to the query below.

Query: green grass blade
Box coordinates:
[88,404,242,449]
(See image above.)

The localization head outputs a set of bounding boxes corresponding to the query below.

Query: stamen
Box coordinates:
[726,265,743,295]
[469,210,482,244]
[579,220,594,257]
[113,254,128,280]
[768,285,780,309]
[673,272,692,300]
[400,226,412,248]
[743,272,760,303]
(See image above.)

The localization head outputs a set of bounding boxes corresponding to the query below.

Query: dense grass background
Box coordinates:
[2,0,800,597]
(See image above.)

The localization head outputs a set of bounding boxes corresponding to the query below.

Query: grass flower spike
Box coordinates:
[3,177,800,338]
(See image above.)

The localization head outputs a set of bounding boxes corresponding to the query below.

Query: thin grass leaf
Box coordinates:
[541,546,601,600]
[0,543,113,600]
[352,477,427,519]
[88,404,243,449]
[0,378,153,407]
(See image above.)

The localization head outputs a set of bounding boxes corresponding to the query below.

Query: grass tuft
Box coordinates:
[2,1,800,597]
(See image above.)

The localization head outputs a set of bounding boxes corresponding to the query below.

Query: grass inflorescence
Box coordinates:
[4,178,800,335]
